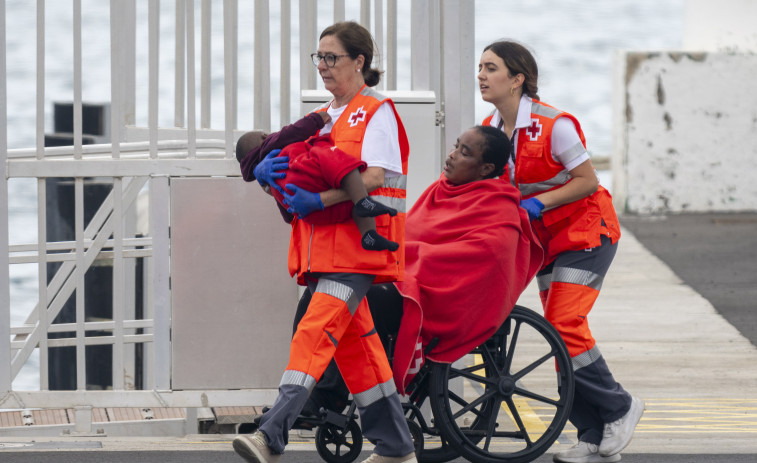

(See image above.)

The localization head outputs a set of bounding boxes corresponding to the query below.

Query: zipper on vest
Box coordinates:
[307,225,314,272]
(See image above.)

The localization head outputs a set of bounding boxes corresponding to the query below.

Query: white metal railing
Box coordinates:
[1,0,474,428]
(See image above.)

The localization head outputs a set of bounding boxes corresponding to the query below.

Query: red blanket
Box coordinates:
[392,176,544,393]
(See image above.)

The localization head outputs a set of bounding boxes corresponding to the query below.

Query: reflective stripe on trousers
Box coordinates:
[258,272,413,456]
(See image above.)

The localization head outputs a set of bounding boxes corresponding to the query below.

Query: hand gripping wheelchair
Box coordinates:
[306,304,574,463]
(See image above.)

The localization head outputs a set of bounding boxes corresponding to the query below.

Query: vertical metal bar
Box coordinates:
[36,0,49,391]
[110,0,122,158]
[175,0,186,128]
[410,1,433,91]
[333,0,345,22]
[149,0,160,158]
[254,0,270,132]
[0,0,11,395]
[223,0,237,155]
[74,0,85,389]
[113,0,136,128]
[150,176,171,390]
[373,0,383,90]
[360,0,370,29]
[386,0,397,90]
[299,0,316,91]
[112,177,124,389]
[200,0,211,128]
[74,176,86,390]
[36,0,45,157]
[441,0,474,164]
[279,0,290,127]
[73,0,82,160]
[187,0,196,158]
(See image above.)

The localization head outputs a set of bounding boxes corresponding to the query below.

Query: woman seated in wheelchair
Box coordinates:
[297,124,544,411]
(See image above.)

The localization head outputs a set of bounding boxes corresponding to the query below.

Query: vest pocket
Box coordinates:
[332,214,393,270]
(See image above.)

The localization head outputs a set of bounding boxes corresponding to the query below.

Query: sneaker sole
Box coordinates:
[232,437,265,463]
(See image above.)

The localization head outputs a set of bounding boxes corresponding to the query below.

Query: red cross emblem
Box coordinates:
[526,119,542,141]
[348,106,367,127]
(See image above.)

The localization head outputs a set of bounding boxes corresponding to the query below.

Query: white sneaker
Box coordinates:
[553,441,621,463]
[360,452,418,463]
[232,431,281,463]
[599,396,645,456]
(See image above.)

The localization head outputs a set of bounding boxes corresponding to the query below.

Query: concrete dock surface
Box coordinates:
[1,212,756,461]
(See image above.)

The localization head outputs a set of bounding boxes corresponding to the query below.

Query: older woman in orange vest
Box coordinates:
[232,21,416,463]
[478,40,644,463]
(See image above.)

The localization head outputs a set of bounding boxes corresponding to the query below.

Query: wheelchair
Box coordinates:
[310,304,574,463]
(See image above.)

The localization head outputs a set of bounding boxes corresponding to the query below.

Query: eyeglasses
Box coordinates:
[311,53,350,68]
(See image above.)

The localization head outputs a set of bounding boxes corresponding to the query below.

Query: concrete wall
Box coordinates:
[611,51,757,214]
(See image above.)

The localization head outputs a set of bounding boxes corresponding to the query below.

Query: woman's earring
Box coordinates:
[510,87,516,96]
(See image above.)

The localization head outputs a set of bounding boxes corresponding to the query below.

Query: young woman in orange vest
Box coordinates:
[232,21,416,463]
[478,40,644,463]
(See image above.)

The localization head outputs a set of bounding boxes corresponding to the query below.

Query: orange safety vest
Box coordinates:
[483,100,620,265]
[287,85,409,284]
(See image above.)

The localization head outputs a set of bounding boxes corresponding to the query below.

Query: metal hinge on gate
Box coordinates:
[435,110,445,127]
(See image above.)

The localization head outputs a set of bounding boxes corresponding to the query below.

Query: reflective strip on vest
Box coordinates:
[371,175,407,213]
[571,345,602,371]
[353,377,397,408]
[316,279,361,315]
[371,195,406,214]
[519,169,572,197]
[280,369,317,392]
[537,267,604,292]
[559,141,588,167]
[531,101,561,119]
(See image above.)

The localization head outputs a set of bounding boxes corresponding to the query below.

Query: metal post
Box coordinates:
[373,0,383,89]
[0,0,11,395]
[35,0,49,391]
[299,0,317,91]
[187,0,197,158]
[175,0,186,128]
[386,0,397,90]
[149,0,160,159]
[223,0,238,155]
[201,0,211,128]
[440,0,475,160]
[150,176,171,390]
[254,0,271,132]
[333,0,345,22]
[280,0,291,126]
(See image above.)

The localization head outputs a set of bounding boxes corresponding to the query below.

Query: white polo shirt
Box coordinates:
[489,96,590,184]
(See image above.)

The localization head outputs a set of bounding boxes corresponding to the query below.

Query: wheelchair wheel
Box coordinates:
[428,305,574,463]
[315,420,363,463]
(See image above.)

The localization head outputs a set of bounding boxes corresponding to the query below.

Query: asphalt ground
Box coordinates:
[620,212,757,347]
[0,449,756,463]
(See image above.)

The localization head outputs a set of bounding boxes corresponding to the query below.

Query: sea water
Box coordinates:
[4,0,683,390]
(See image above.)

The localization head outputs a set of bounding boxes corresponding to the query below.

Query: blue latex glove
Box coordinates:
[520,197,545,221]
[253,149,288,188]
[281,183,324,218]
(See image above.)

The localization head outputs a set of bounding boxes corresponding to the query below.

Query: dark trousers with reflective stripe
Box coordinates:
[538,235,632,445]
[258,272,414,456]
